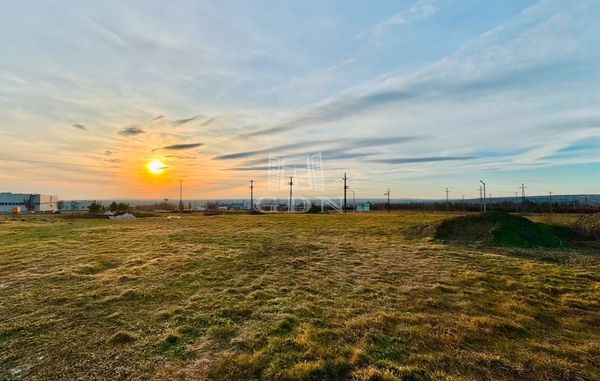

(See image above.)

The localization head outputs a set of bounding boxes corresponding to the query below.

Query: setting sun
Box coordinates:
[146,159,168,175]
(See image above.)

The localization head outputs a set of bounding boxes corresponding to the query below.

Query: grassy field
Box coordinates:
[0,213,599,380]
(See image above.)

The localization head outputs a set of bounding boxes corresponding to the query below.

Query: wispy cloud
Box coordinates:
[241,1,593,145]
[72,123,87,131]
[172,116,199,126]
[153,143,204,151]
[118,127,145,136]
[215,136,419,161]
[372,1,437,37]
[164,155,197,159]
[370,156,478,164]
[200,116,219,126]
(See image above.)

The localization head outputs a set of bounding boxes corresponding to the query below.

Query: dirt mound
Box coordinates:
[435,212,573,248]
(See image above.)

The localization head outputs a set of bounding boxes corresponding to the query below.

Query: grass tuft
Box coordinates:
[108,331,137,345]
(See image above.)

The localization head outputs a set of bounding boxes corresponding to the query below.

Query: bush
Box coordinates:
[88,202,102,214]
[573,213,600,240]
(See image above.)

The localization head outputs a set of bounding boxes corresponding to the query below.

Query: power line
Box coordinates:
[520,183,527,212]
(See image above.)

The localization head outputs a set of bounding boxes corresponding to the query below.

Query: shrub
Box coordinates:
[573,213,600,240]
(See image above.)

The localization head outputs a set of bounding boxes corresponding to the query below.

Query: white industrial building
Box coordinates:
[0,193,59,213]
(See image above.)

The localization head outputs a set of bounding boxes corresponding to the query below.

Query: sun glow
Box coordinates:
[146,159,168,175]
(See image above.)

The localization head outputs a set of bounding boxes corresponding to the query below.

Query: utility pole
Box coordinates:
[351,190,356,212]
[384,188,390,212]
[250,180,254,211]
[549,192,553,214]
[520,183,527,213]
[479,186,483,212]
[288,176,293,213]
[515,192,519,213]
[342,173,348,213]
[480,180,486,213]
[445,188,450,211]
[179,180,184,213]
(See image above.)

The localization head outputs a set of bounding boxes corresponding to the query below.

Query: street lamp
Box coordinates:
[479,180,486,213]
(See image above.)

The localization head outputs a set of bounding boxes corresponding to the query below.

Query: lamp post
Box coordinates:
[479,180,486,213]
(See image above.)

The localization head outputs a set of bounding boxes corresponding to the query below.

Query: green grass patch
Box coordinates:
[435,212,573,248]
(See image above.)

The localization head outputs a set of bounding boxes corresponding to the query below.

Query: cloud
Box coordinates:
[153,143,204,151]
[213,140,336,160]
[172,116,199,126]
[72,123,87,130]
[242,2,591,140]
[200,116,218,126]
[370,156,478,164]
[344,136,420,149]
[537,118,600,132]
[118,127,145,136]
[0,155,120,170]
[226,166,271,171]
[164,155,197,159]
[215,136,419,160]
[372,1,437,36]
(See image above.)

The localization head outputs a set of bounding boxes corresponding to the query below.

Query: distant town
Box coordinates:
[3,191,600,214]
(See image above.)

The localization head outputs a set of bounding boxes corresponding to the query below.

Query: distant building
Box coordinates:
[59,200,98,212]
[0,193,59,213]
[355,202,371,212]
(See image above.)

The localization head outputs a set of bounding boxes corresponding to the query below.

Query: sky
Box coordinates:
[1,0,600,200]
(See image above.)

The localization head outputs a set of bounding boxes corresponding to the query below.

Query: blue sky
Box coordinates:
[1,0,599,200]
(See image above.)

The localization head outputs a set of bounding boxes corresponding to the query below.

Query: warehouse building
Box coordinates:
[0,193,59,213]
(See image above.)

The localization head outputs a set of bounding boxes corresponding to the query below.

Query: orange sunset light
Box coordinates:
[146,159,169,175]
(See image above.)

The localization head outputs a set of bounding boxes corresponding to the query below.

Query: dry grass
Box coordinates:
[0,213,598,380]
